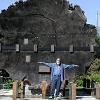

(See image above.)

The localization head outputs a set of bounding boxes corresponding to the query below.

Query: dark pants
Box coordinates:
[50,75,61,97]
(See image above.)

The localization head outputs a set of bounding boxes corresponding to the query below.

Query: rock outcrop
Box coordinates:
[0,0,97,82]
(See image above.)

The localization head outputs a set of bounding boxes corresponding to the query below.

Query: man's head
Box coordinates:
[56,58,61,65]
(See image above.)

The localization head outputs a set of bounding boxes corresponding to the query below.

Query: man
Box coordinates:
[38,58,79,99]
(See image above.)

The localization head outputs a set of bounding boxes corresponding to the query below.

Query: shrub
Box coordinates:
[76,79,83,87]
[3,79,13,89]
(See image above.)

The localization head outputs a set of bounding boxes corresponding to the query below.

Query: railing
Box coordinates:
[0,44,99,52]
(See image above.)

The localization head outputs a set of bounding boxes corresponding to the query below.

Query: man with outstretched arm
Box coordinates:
[38,58,79,99]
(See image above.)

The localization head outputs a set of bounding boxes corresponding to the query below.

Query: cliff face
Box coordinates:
[0,0,96,46]
[0,0,97,82]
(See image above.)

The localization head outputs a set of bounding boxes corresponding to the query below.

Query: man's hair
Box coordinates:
[56,58,61,65]
[56,58,61,61]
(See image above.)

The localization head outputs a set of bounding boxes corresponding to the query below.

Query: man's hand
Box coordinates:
[37,62,43,64]
[74,65,79,67]
[61,80,66,89]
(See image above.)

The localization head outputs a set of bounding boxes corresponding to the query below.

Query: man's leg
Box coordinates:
[50,77,57,97]
[56,77,61,96]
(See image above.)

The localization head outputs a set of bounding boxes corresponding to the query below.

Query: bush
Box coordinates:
[76,79,83,87]
[3,79,13,89]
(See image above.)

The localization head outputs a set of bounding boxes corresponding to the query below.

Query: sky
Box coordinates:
[0,0,100,26]
[69,0,100,27]
[0,0,19,11]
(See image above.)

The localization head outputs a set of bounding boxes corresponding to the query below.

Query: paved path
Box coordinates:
[0,96,99,100]
[0,89,99,100]
[76,96,99,100]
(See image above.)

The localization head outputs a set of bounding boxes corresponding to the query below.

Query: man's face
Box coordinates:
[56,58,61,65]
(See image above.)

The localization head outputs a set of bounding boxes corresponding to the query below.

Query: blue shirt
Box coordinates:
[53,65,61,76]
[40,62,77,81]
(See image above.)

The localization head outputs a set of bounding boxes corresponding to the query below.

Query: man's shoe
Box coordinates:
[49,96,53,99]
[56,96,62,100]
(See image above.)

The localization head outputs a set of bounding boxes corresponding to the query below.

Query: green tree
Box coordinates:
[87,58,100,83]
[95,36,100,45]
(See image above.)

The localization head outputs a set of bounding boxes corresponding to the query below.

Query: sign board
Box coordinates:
[39,65,50,73]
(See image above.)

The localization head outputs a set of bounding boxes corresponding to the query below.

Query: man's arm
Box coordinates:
[37,62,54,68]
[62,64,79,69]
